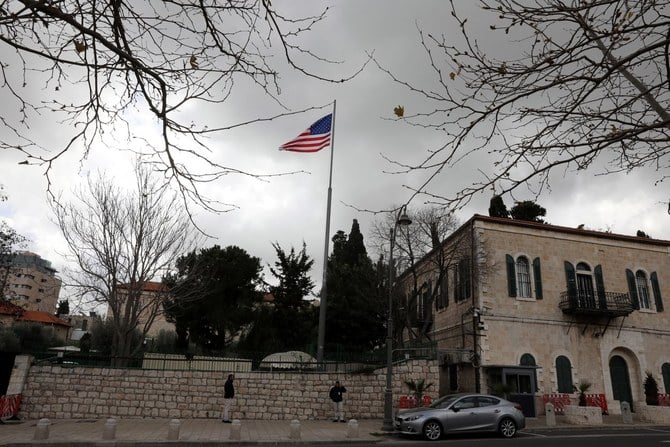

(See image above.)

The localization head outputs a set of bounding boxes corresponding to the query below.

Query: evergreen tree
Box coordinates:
[268,243,317,351]
[163,245,263,353]
[488,195,510,218]
[510,200,547,223]
[56,300,69,316]
[326,219,385,355]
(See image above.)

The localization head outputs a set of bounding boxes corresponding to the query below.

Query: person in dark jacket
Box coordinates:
[329,380,347,422]
[222,374,235,423]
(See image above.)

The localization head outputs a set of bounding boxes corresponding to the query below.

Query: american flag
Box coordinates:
[279,114,332,153]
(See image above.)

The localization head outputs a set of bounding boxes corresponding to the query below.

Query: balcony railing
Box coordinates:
[559,291,633,317]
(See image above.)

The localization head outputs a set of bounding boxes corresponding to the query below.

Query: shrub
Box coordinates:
[643,371,659,405]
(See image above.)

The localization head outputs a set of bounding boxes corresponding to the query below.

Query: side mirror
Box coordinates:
[451,406,460,413]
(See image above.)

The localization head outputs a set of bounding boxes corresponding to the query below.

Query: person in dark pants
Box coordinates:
[222,374,235,423]
[329,380,347,422]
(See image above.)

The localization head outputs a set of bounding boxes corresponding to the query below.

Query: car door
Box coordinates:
[444,396,479,432]
[475,396,502,430]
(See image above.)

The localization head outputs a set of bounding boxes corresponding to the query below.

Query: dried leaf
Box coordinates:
[449,72,456,80]
[393,105,404,118]
[190,55,199,69]
[74,39,86,53]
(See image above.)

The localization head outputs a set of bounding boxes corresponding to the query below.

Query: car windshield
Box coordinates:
[429,394,460,409]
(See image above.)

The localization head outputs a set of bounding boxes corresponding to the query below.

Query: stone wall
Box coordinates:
[19,359,439,420]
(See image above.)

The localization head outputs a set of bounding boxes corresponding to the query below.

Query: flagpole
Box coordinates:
[317,100,336,364]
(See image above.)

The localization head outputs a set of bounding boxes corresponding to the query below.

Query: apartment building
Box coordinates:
[398,214,670,417]
[3,251,61,313]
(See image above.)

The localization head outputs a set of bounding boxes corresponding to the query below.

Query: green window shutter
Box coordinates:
[506,254,517,297]
[651,272,664,312]
[442,272,449,308]
[463,257,471,299]
[453,265,460,302]
[626,269,640,310]
[564,261,577,297]
[556,355,573,393]
[533,257,543,299]
[594,265,607,309]
[663,363,670,392]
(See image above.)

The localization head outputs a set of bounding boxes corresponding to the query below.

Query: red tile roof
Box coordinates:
[0,300,25,316]
[118,281,167,292]
[17,310,71,327]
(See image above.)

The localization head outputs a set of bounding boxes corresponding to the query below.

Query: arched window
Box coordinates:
[520,353,536,366]
[556,355,573,393]
[516,257,531,298]
[663,363,670,393]
[576,263,595,307]
[636,270,651,309]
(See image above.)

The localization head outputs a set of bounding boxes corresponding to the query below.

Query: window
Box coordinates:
[477,396,499,407]
[453,258,471,302]
[627,269,665,312]
[506,255,543,299]
[556,355,573,393]
[436,272,448,310]
[663,363,670,393]
[636,270,651,309]
[576,262,596,307]
[516,257,531,298]
[520,353,536,366]
[454,396,477,410]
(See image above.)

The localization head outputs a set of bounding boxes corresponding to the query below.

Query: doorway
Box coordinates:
[609,355,633,411]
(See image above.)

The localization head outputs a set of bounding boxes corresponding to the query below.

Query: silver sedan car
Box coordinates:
[394,393,525,440]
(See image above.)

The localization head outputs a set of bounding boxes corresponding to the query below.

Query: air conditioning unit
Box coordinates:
[459,351,473,363]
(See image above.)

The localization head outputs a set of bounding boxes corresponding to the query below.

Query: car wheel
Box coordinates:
[422,420,442,441]
[498,417,517,438]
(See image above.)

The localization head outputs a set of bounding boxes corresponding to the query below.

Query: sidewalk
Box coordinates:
[0,414,660,446]
[3,418,385,446]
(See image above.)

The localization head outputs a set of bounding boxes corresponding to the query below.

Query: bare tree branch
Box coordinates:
[378,0,670,209]
[51,163,197,360]
[1,1,365,209]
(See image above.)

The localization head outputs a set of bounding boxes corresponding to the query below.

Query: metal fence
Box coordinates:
[29,341,438,373]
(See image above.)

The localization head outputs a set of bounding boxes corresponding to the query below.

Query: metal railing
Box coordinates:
[559,291,633,316]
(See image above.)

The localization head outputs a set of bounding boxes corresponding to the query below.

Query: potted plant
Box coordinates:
[491,382,514,400]
[643,371,659,405]
[404,379,434,407]
[575,380,592,406]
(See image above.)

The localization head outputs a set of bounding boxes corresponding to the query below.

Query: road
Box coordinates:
[373,426,670,446]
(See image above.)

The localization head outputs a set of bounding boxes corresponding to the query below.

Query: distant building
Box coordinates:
[0,299,71,341]
[106,281,175,339]
[61,312,100,342]
[3,251,61,313]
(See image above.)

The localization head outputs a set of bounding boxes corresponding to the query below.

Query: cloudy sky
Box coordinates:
[1,1,668,313]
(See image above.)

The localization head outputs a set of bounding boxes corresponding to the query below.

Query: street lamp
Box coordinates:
[382,206,412,432]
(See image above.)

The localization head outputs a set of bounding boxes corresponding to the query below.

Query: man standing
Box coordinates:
[222,374,235,423]
[329,380,347,422]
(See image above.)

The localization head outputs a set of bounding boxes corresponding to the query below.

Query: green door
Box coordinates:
[609,355,633,411]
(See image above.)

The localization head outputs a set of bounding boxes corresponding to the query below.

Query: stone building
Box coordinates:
[3,251,61,313]
[106,281,175,339]
[397,214,670,417]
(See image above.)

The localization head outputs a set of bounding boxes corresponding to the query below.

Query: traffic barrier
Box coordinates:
[398,395,432,409]
[542,393,571,415]
[585,393,608,414]
[0,394,22,420]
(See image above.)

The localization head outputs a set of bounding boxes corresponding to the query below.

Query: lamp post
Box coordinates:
[382,207,412,432]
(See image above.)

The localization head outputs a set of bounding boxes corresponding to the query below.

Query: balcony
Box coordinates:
[559,291,633,317]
